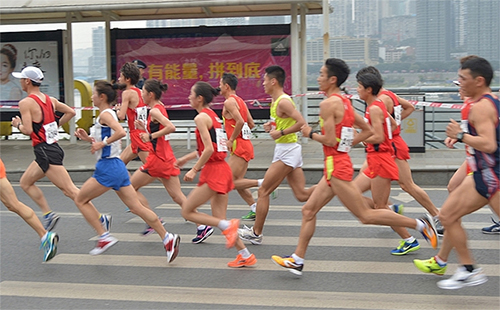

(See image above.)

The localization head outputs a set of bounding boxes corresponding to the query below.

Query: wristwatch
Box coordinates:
[456,131,465,142]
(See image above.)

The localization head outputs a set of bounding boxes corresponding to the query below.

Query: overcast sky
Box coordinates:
[0,21,146,50]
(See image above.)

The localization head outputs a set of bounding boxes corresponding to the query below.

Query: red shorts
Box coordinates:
[324,154,353,185]
[231,138,254,162]
[363,152,399,181]
[0,159,6,179]
[391,135,410,160]
[198,161,234,194]
[140,154,180,179]
[130,130,153,154]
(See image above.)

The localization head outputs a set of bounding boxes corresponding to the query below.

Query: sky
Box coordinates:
[0,21,146,50]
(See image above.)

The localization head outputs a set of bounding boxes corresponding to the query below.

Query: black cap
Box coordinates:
[133,59,147,69]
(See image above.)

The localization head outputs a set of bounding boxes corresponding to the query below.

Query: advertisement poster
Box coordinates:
[113,26,291,110]
[1,41,60,104]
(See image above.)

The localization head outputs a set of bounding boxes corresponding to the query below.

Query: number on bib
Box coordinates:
[43,121,59,145]
[337,126,354,152]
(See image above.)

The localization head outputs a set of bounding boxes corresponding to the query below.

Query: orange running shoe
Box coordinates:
[227,253,257,268]
[222,219,240,248]
[419,213,438,249]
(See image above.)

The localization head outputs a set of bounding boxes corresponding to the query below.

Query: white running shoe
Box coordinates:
[437,266,487,290]
[89,235,118,255]
[238,225,263,245]
[164,233,180,263]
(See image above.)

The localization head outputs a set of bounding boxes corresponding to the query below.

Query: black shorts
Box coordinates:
[34,142,64,173]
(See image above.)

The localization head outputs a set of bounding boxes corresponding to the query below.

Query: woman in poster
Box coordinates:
[1,44,23,102]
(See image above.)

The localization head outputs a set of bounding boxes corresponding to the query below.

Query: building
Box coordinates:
[416,0,452,62]
[307,36,379,67]
[88,26,106,79]
[465,0,500,62]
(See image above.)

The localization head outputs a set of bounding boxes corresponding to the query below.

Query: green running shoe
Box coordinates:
[241,211,256,220]
[390,239,420,255]
[413,256,447,275]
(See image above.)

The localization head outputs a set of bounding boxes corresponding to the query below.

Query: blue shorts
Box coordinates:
[473,168,500,200]
[93,157,131,191]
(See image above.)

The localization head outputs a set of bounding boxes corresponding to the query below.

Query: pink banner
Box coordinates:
[116,35,291,109]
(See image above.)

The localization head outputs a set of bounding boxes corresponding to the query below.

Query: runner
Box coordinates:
[0,158,58,262]
[271,58,438,276]
[415,57,499,289]
[219,73,258,220]
[10,66,107,232]
[74,80,180,262]
[116,62,152,165]
[352,71,424,256]
[238,65,315,245]
[176,81,256,268]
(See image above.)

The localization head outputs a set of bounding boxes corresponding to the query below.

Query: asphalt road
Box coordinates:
[1,183,499,309]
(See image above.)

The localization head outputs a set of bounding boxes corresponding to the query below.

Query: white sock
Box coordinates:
[238,248,251,259]
[415,219,425,232]
[435,255,447,266]
[291,253,304,264]
[100,232,109,239]
[250,203,257,213]
[404,236,416,243]
[41,232,48,242]
[257,178,264,187]
[217,220,230,231]
[197,225,206,230]
[388,204,394,211]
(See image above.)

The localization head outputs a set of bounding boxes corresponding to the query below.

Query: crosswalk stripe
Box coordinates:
[1,280,497,309]
[45,253,500,276]
[89,233,500,250]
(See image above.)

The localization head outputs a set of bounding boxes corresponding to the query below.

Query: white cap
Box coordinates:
[12,66,44,83]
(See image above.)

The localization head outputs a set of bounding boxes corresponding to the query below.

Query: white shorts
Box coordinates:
[272,143,303,169]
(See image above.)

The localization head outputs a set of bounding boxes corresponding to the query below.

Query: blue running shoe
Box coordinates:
[391,239,420,255]
[41,232,59,262]
[390,204,404,215]
[43,212,60,231]
[142,218,166,236]
[482,217,500,234]
[100,214,112,232]
[192,226,214,244]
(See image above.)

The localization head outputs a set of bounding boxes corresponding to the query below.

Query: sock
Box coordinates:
[404,236,416,243]
[163,233,171,245]
[41,232,48,242]
[464,264,474,272]
[388,204,394,211]
[197,225,206,230]
[250,203,256,213]
[218,220,230,231]
[238,248,251,259]
[291,253,304,265]
[434,255,447,266]
[257,178,264,187]
[43,211,52,218]
[415,219,425,232]
[100,232,109,239]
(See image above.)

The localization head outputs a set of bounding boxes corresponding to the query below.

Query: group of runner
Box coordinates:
[2,55,498,290]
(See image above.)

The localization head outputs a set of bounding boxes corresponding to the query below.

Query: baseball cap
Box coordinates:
[12,66,44,83]
[133,59,147,69]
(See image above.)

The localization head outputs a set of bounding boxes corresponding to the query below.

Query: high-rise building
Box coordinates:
[416,0,452,62]
[465,0,500,62]
[89,26,106,78]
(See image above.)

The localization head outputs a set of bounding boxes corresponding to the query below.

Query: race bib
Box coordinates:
[466,155,477,172]
[337,126,354,152]
[164,133,170,141]
[386,116,393,140]
[242,122,251,140]
[394,105,402,126]
[216,128,228,152]
[135,106,148,129]
[270,117,276,131]
[460,119,469,133]
[43,121,59,145]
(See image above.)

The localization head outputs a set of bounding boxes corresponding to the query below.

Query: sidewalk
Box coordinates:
[0,138,465,185]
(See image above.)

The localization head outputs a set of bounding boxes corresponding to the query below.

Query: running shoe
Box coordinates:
[482,217,500,234]
[89,234,118,255]
[390,204,404,215]
[227,253,257,268]
[43,212,60,231]
[418,213,439,249]
[125,207,131,213]
[237,225,263,245]
[271,189,279,200]
[164,233,180,263]
[437,266,488,290]
[434,217,444,237]
[413,256,447,275]
[222,219,240,248]
[100,214,112,232]
[271,255,304,276]
[241,211,256,221]
[192,226,214,244]
[390,239,420,255]
[41,232,59,262]
[141,218,166,236]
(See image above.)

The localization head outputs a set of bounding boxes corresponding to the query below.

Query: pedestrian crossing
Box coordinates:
[1,185,499,309]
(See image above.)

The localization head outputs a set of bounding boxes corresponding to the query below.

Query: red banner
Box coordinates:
[115,34,291,109]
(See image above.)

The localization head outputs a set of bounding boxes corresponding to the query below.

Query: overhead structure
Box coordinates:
[1,0,331,143]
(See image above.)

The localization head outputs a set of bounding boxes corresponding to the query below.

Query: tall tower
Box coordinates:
[416,0,452,62]
[465,0,500,62]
